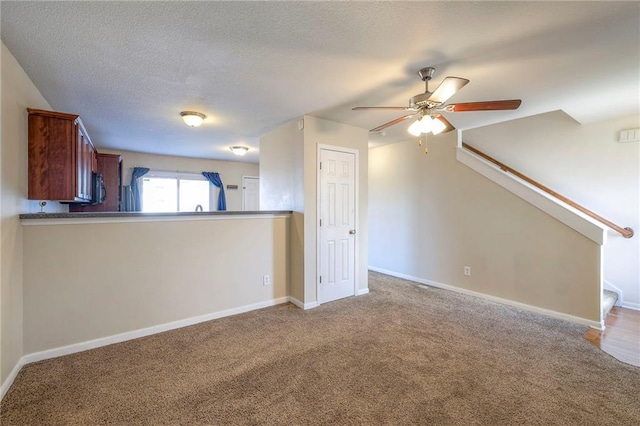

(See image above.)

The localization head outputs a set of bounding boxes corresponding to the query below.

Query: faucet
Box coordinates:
[195,204,203,212]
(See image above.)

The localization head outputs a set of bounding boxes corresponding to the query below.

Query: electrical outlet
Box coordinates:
[464,266,471,276]
[263,275,270,286]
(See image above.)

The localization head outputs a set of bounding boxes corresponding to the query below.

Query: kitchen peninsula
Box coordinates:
[20,210,294,365]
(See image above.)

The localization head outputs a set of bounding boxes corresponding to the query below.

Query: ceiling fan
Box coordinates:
[353,67,521,148]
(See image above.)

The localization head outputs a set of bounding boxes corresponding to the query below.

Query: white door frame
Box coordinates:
[242,175,260,211]
[316,144,359,305]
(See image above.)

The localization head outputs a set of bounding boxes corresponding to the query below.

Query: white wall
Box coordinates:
[464,111,639,308]
[101,149,259,212]
[22,215,289,354]
[368,131,601,322]
[259,119,304,212]
[259,116,369,305]
[0,42,68,389]
[302,116,369,303]
[259,119,304,301]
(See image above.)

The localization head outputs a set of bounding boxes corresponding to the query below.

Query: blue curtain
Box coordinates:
[130,167,150,211]
[202,172,226,211]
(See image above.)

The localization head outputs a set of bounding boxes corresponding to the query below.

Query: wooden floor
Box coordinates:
[584,307,640,367]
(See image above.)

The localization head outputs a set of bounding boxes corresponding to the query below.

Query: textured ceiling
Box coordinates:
[2,1,638,162]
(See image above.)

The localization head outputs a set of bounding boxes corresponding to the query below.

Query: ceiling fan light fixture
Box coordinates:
[180,111,206,127]
[431,117,447,135]
[407,119,423,136]
[230,146,249,156]
[408,115,434,136]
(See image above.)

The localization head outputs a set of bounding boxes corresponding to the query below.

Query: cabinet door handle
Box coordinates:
[349,229,356,235]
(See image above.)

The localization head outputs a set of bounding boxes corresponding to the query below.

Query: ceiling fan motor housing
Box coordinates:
[418,67,435,81]
[410,92,438,109]
[411,67,438,109]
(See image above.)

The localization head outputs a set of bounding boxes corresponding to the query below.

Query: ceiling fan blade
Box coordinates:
[427,77,470,104]
[370,113,418,132]
[445,99,522,112]
[352,106,414,111]
[432,114,456,133]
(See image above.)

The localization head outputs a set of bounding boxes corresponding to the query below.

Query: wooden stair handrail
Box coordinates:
[461,142,634,239]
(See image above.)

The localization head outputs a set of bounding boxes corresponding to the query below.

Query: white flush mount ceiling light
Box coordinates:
[230,146,249,156]
[180,111,206,127]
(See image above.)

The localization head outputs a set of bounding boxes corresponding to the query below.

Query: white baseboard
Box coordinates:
[1,296,291,401]
[621,301,640,311]
[0,357,26,401]
[356,288,370,296]
[288,296,318,310]
[288,296,305,309]
[291,292,368,308]
[24,296,290,365]
[369,266,604,330]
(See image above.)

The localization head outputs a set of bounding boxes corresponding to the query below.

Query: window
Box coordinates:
[141,171,214,212]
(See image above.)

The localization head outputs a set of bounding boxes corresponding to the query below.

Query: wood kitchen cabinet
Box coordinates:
[27,108,97,202]
[70,153,122,212]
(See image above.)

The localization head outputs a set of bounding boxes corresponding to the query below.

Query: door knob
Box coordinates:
[349,229,356,235]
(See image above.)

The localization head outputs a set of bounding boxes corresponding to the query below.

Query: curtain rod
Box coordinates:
[131,168,208,175]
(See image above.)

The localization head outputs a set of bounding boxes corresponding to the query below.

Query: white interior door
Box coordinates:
[242,176,260,211]
[319,148,356,304]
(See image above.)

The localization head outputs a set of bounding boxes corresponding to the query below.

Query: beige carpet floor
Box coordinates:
[2,271,639,425]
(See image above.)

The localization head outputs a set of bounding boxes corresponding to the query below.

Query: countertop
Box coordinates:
[20,210,292,220]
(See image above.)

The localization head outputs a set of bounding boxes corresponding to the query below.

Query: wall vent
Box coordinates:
[618,128,639,143]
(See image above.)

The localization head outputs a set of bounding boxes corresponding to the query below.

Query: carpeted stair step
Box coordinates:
[602,290,618,318]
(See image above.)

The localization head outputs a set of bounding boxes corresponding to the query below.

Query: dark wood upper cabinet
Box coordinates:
[27,108,97,202]
[69,153,122,212]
